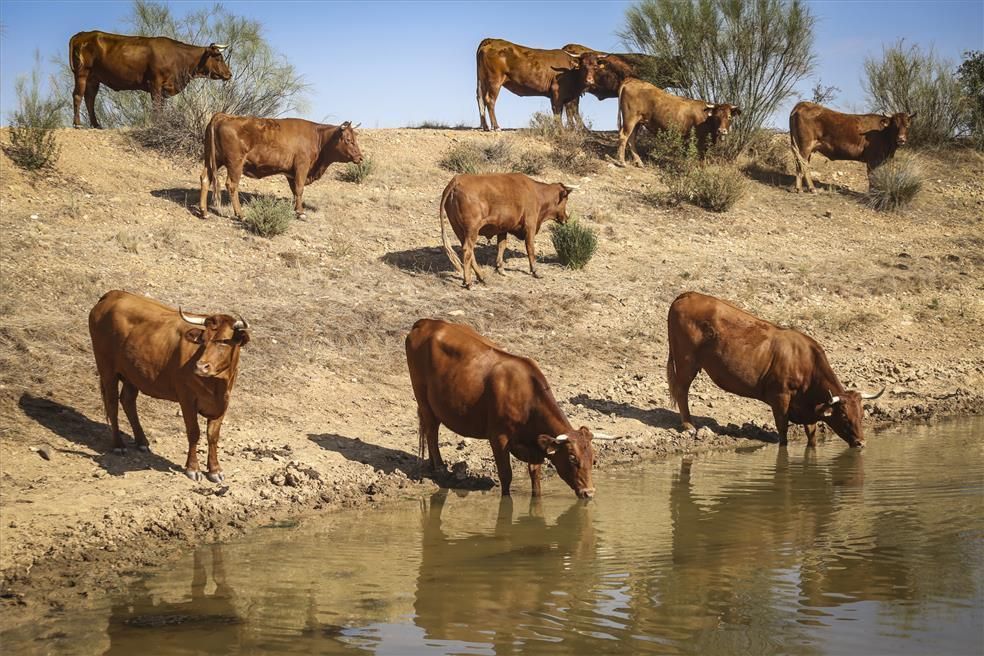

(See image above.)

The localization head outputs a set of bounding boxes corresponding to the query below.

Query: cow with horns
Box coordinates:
[666,292,884,448]
[88,290,250,482]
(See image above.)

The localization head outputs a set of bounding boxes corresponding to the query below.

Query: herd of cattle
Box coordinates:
[71,30,892,497]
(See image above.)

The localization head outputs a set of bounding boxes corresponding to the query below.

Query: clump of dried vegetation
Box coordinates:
[865,153,923,212]
[526,113,600,175]
[338,155,376,184]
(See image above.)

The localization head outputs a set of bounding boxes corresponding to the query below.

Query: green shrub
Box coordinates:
[865,153,923,212]
[551,218,598,269]
[742,129,792,173]
[439,139,514,174]
[513,150,548,175]
[338,155,375,183]
[686,165,747,212]
[241,195,293,237]
[6,54,63,171]
[639,128,698,174]
[958,51,984,150]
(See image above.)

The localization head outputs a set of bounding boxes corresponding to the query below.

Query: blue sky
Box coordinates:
[1,1,981,130]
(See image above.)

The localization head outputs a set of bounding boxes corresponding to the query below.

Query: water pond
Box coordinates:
[6,418,983,655]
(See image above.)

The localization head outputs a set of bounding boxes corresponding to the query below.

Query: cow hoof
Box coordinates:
[113,447,126,456]
[496,267,507,276]
[297,213,307,220]
[137,444,150,453]
[184,469,202,482]
[206,471,224,484]
[531,270,541,279]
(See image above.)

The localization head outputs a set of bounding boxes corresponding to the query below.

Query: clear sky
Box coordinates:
[1,1,981,130]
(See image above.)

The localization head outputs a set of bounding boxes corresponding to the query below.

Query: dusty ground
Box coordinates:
[0,126,982,630]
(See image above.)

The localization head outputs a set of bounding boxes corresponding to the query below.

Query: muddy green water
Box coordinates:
[6,418,984,655]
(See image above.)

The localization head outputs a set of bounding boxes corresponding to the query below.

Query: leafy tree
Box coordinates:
[957,50,984,149]
[6,52,64,171]
[621,0,816,157]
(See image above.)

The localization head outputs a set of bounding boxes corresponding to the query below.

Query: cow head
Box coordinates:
[537,427,597,498]
[546,183,576,225]
[703,103,742,140]
[180,309,250,378]
[879,112,916,147]
[817,388,884,448]
[576,53,633,96]
[329,121,363,165]
[197,43,232,81]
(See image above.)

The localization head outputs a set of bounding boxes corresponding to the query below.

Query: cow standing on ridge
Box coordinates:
[439,173,575,289]
[666,292,884,448]
[199,114,363,219]
[69,31,231,129]
[617,78,741,165]
[789,101,916,192]
[88,290,250,483]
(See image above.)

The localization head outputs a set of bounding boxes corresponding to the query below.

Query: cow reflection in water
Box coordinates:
[413,490,598,652]
[107,545,243,654]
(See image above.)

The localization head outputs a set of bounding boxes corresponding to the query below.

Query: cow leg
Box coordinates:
[618,117,641,167]
[564,100,583,131]
[462,233,485,288]
[100,374,125,454]
[770,395,791,446]
[417,404,444,474]
[628,127,645,167]
[179,399,203,481]
[226,161,244,219]
[83,80,101,129]
[290,165,309,218]
[528,463,542,497]
[668,352,700,434]
[119,381,150,452]
[482,80,503,132]
[204,416,225,484]
[525,231,539,278]
[490,435,513,496]
[495,234,508,275]
[804,423,818,448]
[72,72,87,128]
[801,152,817,193]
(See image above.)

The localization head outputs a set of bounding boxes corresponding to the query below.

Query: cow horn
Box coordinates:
[179,308,207,326]
[212,43,228,51]
[705,103,716,109]
[232,313,249,331]
[563,184,580,190]
[592,432,620,441]
[860,387,885,400]
[828,392,842,405]
[554,434,569,443]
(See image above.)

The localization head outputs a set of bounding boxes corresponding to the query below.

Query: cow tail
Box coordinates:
[69,35,80,73]
[789,108,809,174]
[207,116,221,208]
[475,49,486,127]
[617,81,626,133]
[440,180,464,274]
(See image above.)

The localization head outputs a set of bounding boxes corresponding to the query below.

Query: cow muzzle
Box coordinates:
[577,487,595,500]
[195,361,217,377]
[852,439,866,449]
[897,138,907,146]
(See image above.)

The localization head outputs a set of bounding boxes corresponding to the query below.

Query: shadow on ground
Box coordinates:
[152,188,319,216]
[18,393,179,475]
[307,432,496,490]
[569,394,779,444]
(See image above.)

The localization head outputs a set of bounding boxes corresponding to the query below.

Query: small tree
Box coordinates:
[621,0,816,157]
[6,52,64,171]
[957,50,984,150]
[810,80,840,105]
[60,0,307,157]
[863,41,965,148]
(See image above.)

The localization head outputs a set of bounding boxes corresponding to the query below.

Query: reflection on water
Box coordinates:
[4,418,983,655]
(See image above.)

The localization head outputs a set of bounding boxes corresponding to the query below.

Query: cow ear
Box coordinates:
[908,112,917,120]
[704,106,715,117]
[732,106,742,117]
[184,329,205,344]
[536,435,560,455]
[234,330,250,347]
[879,116,891,128]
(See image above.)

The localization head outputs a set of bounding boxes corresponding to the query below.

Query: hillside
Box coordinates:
[1,126,982,621]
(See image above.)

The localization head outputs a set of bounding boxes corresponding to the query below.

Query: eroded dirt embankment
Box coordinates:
[1,127,982,631]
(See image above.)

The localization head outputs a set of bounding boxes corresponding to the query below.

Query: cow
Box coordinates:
[199,113,363,220]
[562,44,686,101]
[88,290,250,483]
[665,292,884,448]
[69,31,231,129]
[789,101,916,193]
[439,173,575,289]
[476,38,587,131]
[405,319,616,498]
[617,78,741,165]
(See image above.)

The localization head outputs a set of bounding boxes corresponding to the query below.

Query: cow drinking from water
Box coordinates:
[666,292,883,447]
[406,319,616,498]
[88,290,250,482]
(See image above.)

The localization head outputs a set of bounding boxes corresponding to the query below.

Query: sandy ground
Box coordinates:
[0,126,982,629]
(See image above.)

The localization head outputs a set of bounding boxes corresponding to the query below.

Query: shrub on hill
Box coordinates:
[6,54,64,171]
[551,218,598,269]
[241,195,293,237]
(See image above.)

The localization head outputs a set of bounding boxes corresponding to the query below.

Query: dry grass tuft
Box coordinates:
[338,156,376,184]
[241,195,293,237]
[865,153,923,212]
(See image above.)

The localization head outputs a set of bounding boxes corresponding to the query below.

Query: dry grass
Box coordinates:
[865,153,924,212]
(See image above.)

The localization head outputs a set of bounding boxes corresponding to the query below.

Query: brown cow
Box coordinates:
[199,113,363,219]
[439,173,574,288]
[69,31,231,129]
[406,318,616,498]
[666,292,884,448]
[562,44,686,101]
[789,101,916,193]
[476,38,586,131]
[617,78,741,165]
[88,290,250,482]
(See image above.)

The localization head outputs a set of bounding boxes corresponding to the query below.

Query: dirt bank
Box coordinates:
[1,127,981,630]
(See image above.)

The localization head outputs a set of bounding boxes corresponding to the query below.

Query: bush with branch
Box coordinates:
[241,195,293,237]
[60,0,307,158]
[863,41,965,148]
[525,112,599,175]
[958,50,984,150]
[621,0,816,158]
[865,152,923,212]
[6,53,64,171]
[338,156,376,184]
[551,218,598,269]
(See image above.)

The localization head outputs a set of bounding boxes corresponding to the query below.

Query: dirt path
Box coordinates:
[1,127,981,630]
